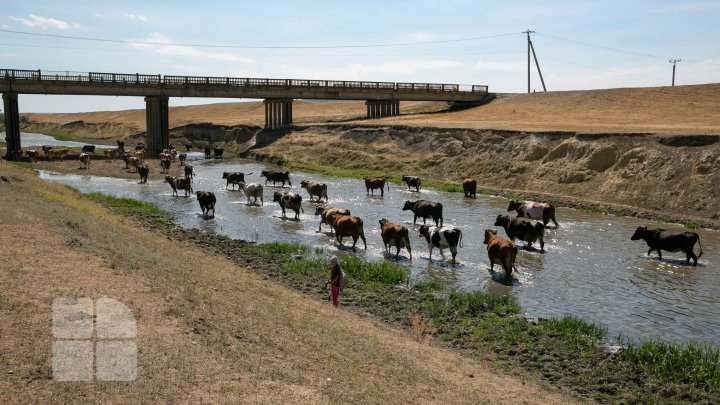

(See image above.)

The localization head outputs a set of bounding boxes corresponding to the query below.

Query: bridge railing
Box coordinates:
[0,68,489,94]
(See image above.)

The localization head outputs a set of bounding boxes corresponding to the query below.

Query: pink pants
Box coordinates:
[330,284,339,307]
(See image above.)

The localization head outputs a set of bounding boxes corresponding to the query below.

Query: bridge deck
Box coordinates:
[0,69,489,102]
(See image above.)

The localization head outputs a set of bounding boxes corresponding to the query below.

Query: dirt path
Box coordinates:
[0,162,578,404]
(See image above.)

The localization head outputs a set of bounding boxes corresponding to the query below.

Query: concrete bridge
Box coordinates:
[1,68,491,159]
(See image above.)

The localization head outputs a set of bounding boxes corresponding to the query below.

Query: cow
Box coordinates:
[24,150,38,162]
[507,200,559,228]
[103,149,116,161]
[402,200,443,227]
[135,143,146,151]
[261,170,292,187]
[160,158,171,174]
[184,165,195,179]
[463,178,477,198]
[81,145,96,154]
[185,143,192,152]
[134,149,145,162]
[159,152,173,161]
[116,140,125,154]
[178,153,187,166]
[137,164,150,183]
[418,225,462,264]
[631,226,704,265]
[484,229,518,279]
[125,156,140,172]
[48,148,70,160]
[402,175,421,192]
[333,215,367,249]
[494,215,545,252]
[238,182,263,205]
[223,172,252,190]
[273,191,303,219]
[196,191,216,218]
[204,147,212,159]
[79,153,91,169]
[300,180,328,202]
[165,176,193,197]
[314,205,351,233]
[379,219,412,259]
[363,177,388,196]
[213,148,224,159]
[41,145,53,156]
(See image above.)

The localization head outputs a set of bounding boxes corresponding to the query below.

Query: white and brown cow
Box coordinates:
[418,224,462,264]
[239,182,264,206]
[379,219,412,259]
[484,229,518,279]
[300,180,329,202]
[79,153,91,169]
[494,215,545,252]
[507,200,559,228]
[273,191,303,219]
[165,176,193,197]
[314,205,350,233]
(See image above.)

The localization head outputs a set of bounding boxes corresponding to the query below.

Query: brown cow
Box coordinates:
[332,215,367,249]
[364,177,388,196]
[165,176,193,197]
[508,200,559,228]
[137,164,150,183]
[126,156,140,172]
[103,149,116,161]
[48,148,70,160]
[463,178,477,198]
[300,180,329,202]
[314,205,350,233]
[160,158,171,174]
[379,219,412,259]
[483,229,518,279]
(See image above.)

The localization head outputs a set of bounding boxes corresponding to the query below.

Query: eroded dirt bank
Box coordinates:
[246,125,720,227]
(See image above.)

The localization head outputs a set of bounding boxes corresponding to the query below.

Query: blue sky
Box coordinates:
[1,0,719,112]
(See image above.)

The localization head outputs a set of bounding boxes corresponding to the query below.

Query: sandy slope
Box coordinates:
[0,162,576,404]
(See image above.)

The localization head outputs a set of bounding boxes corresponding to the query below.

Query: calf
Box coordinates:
[300,180,329,202]
[103,149,116,161]
[239,182,263,205]
[261,170,292,187]
[484,229,518,279]
[314,205,350,233]
[631,226,703,265]
[223,172,251,190]
[508,200,559,228]
[82,145,96,154]
[418,225,462,263]
[273,191,303,219]
[137,164,149,183]
[165,176,193,197]
[402,175,421,192]
[184,165,195,179]
[333,215,367,249]
[379,219,412,259]
[402,200,443,226]
[79,153,91,169]
[494,215,545,252]
[363,177,388,196]
[463,178,477,198]
[178,153,187,166]
[160,158,171,174]
[196,191,216,218]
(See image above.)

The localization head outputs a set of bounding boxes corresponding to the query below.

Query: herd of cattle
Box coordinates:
[29,145,705,278]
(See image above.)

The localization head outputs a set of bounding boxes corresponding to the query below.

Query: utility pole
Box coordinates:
[523,30,546,93]
[669,59,681,86]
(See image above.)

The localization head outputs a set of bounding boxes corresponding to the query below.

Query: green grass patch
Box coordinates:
[684,222,699,230]
[36,131,77,141]
[244,241,309,258]
[85,192,173,223]
[8,161,37,169]
[413,279,443,293]
[340,255,407,284]
[425,290,520,319]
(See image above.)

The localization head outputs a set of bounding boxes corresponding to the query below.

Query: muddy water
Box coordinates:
[38,158,719,346]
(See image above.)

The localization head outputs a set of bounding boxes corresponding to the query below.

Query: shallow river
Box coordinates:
[38,157,719,347]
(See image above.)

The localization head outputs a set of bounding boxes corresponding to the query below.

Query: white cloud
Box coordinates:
[10,14,80,30]
[128,33,254,63]
[122,13,147,21]
[473,60,526,72]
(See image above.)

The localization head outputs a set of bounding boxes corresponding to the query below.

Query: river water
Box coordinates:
[1,132,117,150]
[37,157,719,347]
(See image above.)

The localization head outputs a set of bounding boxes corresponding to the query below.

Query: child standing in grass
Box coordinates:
[326,256,342,308]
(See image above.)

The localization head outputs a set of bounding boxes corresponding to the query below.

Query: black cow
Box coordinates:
[184,165,195,179]
[222,172,251,190]
[273,191,303,219]
[631,226,703,265]
[204,147,212,159]
[137,164,150,183]
[402,175,421,192]
[494,215,545,252]
[261,170,292,187]
[81,145,96,154]
[402,200,443,226]
[196,191,216,218]
[213,148,224,159]
[418,225,463,264]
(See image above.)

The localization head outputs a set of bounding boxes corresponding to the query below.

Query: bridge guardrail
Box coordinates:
[0,68,489,94]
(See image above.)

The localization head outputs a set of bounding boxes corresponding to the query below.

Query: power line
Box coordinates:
[0,28,521,49]
[535,31,672,60]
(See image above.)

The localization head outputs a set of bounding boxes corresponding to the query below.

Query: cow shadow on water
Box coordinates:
[638,255,707,267]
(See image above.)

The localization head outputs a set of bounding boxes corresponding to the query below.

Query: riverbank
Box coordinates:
[0,161,574,403]
[29,157,192,182]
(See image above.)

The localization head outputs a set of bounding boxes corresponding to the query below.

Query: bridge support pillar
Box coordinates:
[264,98,293,129]
[145,95,169,157]
[365,100,399,119]
[2,92,21,160]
